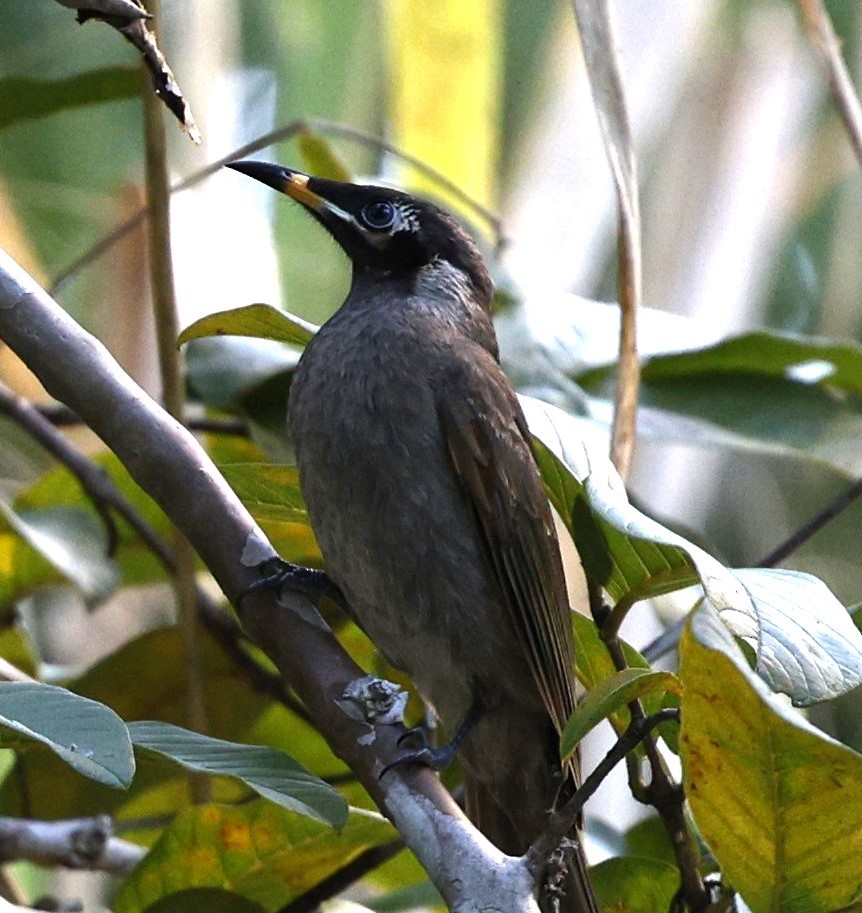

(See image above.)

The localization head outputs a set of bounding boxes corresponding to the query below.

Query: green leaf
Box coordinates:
[732,568,862,705]
[578,332,862,474]
[0,502,118,604]
[179,305,317,349]
[571,612,650,692]
[296,131,352,182]
[114,803,394,913]
[0,67,142,131]
[186,338,299,412]
[0,626,347,824]
[680,607,862,913]
[622,817,677,867]
[128,720,347,827]
[0,681,133,788]
[589,856,680,913]
[639,331,862,394]
[561,669,681,761]
[0,518,58,610]
[0,627,38,679]
[525,399,708,608]
[219,464,320,564]
[570,615,670,755]
[524,396,862,705]
[218,464,306,524]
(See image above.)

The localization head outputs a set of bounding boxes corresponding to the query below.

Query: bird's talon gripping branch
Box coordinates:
[380,702,482,779]
[380,739,459,780]
[238,557,348,612]
[395,726,428,750]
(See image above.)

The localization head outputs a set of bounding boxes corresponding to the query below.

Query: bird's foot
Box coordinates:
[379,701,483,779]
[380,727,460,778]
[238,557,348,612]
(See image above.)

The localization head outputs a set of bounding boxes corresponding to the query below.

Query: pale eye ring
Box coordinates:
[360,200,397,230]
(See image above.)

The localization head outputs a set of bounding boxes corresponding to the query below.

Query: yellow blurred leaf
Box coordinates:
[114,803,394,913]
[386,0,500,215]
[296,132,352,183]
[681,607,862,913]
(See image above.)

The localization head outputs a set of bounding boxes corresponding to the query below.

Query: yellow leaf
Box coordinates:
[385,0,500,216]
[681,608,862,913]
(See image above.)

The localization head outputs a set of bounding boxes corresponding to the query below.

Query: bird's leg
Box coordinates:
[238,556,349,614]
[381,700,483,778]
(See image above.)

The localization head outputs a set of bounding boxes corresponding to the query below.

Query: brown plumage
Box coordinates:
[227,161,598,913]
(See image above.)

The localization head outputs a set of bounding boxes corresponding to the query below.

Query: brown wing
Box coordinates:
[434,345,577,736]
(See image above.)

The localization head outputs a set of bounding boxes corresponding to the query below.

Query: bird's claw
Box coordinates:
[237,557,348,612]
[380,726,459,778]
[380,733,459,779]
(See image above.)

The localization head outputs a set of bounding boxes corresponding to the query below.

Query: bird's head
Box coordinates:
[226,161,493,309]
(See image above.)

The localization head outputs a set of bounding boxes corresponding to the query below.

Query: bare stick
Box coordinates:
[528,709,679,871]
[570,1,642,480]
[589,588,708,910]
[799,0,862,167]
[141,20,209,794]
[0,815,144,876]
[50,118,504,295]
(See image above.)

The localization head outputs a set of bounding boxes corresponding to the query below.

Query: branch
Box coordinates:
[570,1,642,480]
[278,839,404,913]
[36,403,250,437]
[141,11,209,799]
[50,118,504,295]
[589,589,708,910]
[528,709,680,872]
[0,815,144,875]
[798,0,862,167]
[0,250,540,913]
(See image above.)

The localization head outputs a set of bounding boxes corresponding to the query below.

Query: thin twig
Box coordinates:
[756,476,862,567]
[571,1,642,480]
[589,588,709,910]
[142,20,209,802]
[528,709,679,871]
[798,0,862,167]
[277,840,405,913]
[35,403,250,438]
[185,415,250,436]
[49,118,504,295]
[0,379,159,559]
[31,402,81,426]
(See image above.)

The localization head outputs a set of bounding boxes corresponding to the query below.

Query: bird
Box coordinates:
[227,160,598,913]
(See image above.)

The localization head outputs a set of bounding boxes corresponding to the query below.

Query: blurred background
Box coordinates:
[1,0,862,891]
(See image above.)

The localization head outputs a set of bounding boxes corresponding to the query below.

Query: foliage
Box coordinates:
[1,2,862,913]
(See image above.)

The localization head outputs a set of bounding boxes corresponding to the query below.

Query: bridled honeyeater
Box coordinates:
[228,161,598,913]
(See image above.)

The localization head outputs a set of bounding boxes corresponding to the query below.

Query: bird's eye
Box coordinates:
[360,200,397,231]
